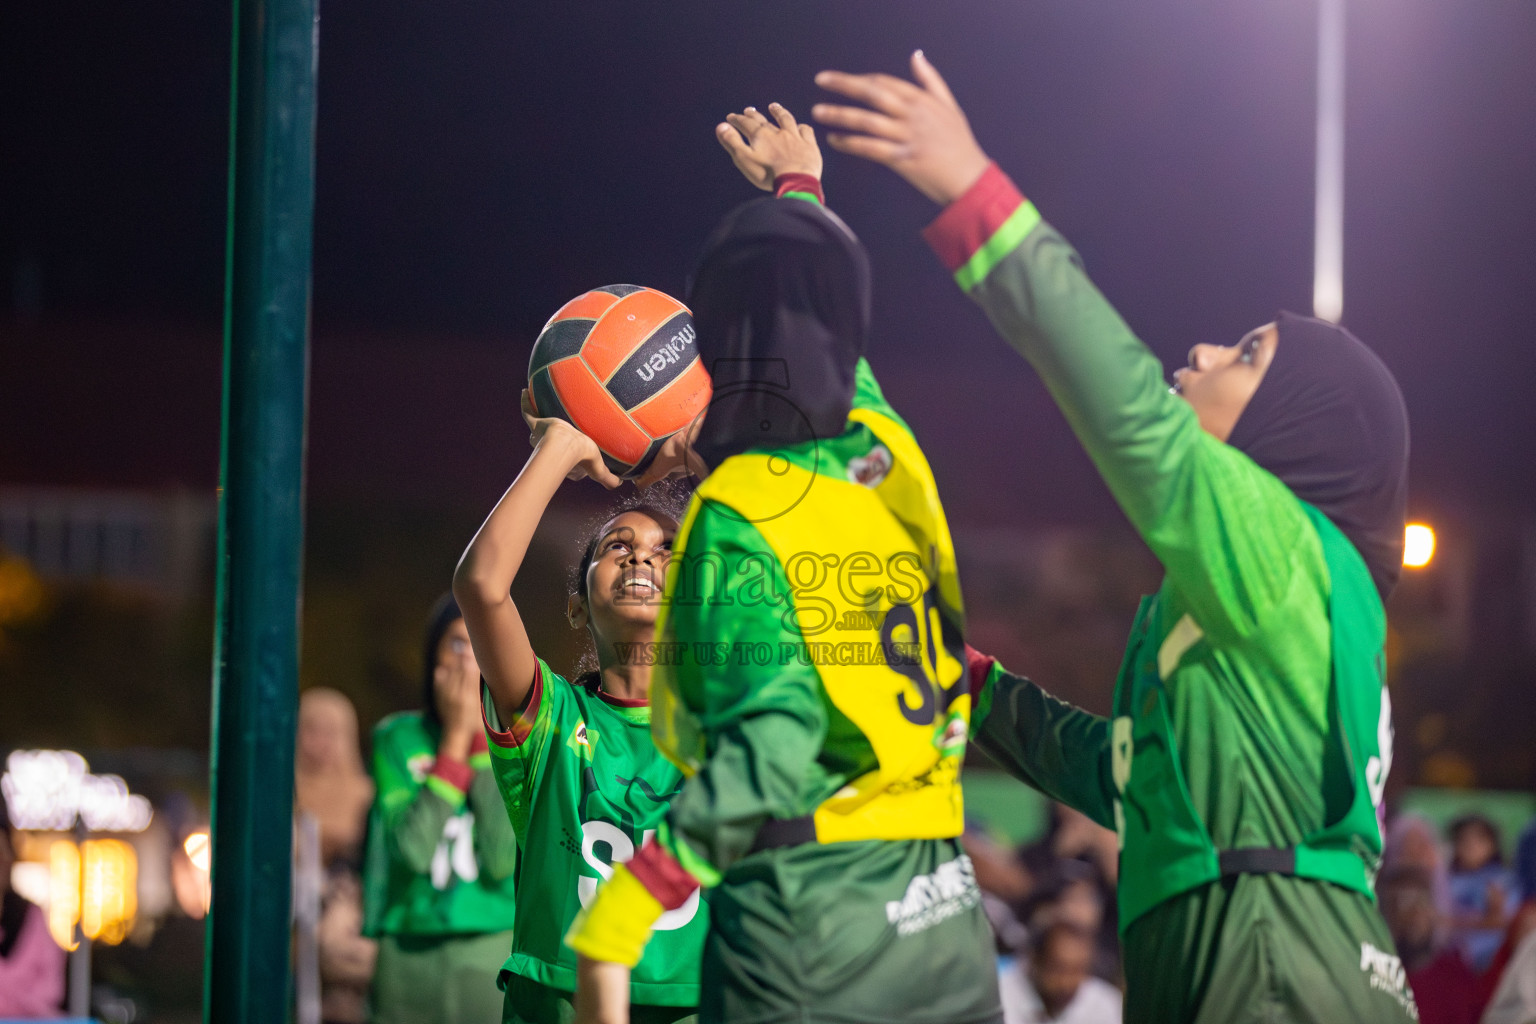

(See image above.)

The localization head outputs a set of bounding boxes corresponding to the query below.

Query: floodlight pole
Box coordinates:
[204,0,318,1015]
[1313,0,1345,323]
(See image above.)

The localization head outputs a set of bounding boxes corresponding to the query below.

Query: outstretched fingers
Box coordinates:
[823,131,908,167]
[811,102,906,142]
[716,121,752,160]
[767,102,798,130]
[813,70,920,115]
[727,106,771,139]
[909,50,957,108]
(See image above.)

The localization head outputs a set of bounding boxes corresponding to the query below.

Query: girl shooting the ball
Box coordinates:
[453,398,709,1021]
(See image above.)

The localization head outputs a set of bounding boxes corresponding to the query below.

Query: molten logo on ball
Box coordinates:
[527,284,712,479]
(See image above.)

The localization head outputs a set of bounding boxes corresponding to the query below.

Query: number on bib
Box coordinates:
[430,813,480,890]
[575,820,701,931]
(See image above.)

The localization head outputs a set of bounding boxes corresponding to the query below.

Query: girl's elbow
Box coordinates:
[452,559,503,611]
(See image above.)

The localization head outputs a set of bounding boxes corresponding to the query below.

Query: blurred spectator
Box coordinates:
[1023,858,1120,985]
[1385,814,1455,941]
[966,802,1122,984]
[964,826,1034,953]
[1472,820,1536,1015]
[296,687,377,867]
[360,595,517,1024]
[1379,863,1478,1024]
[1449,814,1522,971]
[317,867,377,1024]
[999,922,1122,1024]
[1480,904,1536,1024]
[0,795,65,1018]
[1514,820,1536,905]
[296,688,378,1024]
[1026,804,1119,888]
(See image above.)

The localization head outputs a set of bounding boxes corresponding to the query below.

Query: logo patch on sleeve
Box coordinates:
[847,445,893,488]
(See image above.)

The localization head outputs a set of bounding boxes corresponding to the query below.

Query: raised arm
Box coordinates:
[453,394,619,726]
[814,54,1313,642]
[965,647,1117,830]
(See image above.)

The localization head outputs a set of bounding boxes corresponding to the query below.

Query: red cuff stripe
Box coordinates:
[485,669,542,748]
[626,838,700,912]
[921,163,1026,273]
[469,730,489,756]
[429,755,474,793]
[964,644,997,702]
[774,173,824,204]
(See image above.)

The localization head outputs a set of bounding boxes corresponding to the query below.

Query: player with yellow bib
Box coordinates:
[566,104,1002,1024]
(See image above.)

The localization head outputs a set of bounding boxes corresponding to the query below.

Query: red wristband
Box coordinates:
[964,643,997,701]
[774,173,824,204]
[626,838,701,911]
[429,754,474,793]
[921,162,1027,273]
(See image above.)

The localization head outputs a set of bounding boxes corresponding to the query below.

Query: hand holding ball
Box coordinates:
[527,284,711,479]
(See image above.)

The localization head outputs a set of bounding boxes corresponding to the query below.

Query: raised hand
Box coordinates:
[522,389,622,489]
[433,648,482,758]
[716,102,822,191]
[812,50,991,205]
[631,413,705,489]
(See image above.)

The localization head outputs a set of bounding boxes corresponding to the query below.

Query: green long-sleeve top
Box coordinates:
[645,356,971,886]
[924,165,1392,927]
[361,710,519,937]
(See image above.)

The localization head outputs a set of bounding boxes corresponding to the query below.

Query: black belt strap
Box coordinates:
[748,816,817,854]
[1218,847,1297,877]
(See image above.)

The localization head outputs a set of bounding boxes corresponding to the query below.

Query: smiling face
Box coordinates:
[1171,323,1279,441]
[571,510,678,647]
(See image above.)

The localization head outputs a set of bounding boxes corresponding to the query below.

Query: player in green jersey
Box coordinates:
[566,105,1002,1024]
[362,594,520,1024]
[815,53,1417,1023]
[453,436,708,1021]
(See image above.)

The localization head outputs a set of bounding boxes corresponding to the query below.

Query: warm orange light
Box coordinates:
[176,831,212,918]
[81,839,136,945]
[1404,523,1436,568]
[184,831,210,873]
[48,841,79,952]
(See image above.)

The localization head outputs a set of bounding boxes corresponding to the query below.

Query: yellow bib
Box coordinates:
[652,408,969,844]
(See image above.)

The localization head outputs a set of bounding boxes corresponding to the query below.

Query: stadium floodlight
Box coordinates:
[1404,523,1436,568]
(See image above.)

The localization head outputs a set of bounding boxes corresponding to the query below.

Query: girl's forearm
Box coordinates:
[454,433,583,717]
[455,435,582,603]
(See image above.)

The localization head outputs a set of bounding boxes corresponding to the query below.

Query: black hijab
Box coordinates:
[686,197,871,469]
[1228,311,1410,599]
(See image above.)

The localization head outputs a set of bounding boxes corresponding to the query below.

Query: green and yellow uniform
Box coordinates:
[484,662,707,1023]
[926,163,1416,1023]
[571,353,1002,1024]
[362,711,519,1024]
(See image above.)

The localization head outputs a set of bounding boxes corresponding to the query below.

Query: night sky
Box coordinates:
[3,0,1535,528]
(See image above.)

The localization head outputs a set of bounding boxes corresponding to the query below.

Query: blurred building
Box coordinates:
[0,487,214,604]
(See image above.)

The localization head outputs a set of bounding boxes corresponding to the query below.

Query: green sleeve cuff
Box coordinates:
[955,202,1042,292]
[657,819,723,889]
[424,773,468,809]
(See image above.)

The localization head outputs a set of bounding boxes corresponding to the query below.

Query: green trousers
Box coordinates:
[372,930,513,1024]
[1124,874,1420,1023]
[701,838,1003,1024]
